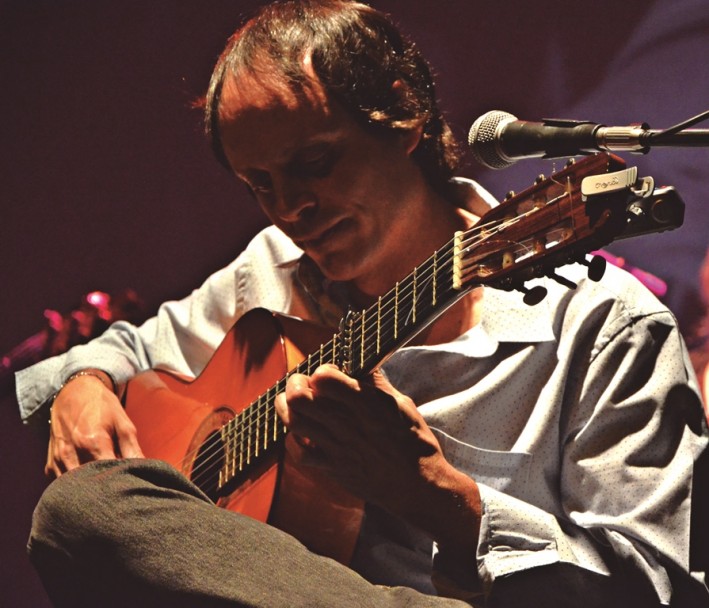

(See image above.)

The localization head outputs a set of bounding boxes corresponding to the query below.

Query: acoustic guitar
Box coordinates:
[123,153,684,564]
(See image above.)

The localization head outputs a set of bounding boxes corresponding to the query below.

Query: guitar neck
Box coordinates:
[216,237,470,493]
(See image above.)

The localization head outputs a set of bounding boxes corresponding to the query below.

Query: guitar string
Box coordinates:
[184,206,561,493]
[347,182,581,391]
[185,206,556,493]
[185,236,461,492]
[184,212,535,492]
[353,221,541,371]
[185,212,526,489]
[184,170,587,492]
[198,204,579,492]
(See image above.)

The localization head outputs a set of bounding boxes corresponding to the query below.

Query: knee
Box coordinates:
[30,460,125,554]
[30,458,201,554]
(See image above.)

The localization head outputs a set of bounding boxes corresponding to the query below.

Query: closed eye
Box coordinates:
[243,172,273,196]
[290,145,340,180]
[238,142,341,198]
[295,153,335,178]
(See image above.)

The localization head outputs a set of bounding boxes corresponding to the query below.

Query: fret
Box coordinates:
[241,415,248,473]
[265,390,273,443]
[263,395,269,451]
[238,411,245,473]
[376,296,381,354]
[247,410,252,465]
[394,281,399,340]
[222,419,229,482]
[360,309,366,369]
[254,407,260,458]
[247,407,253,467]
[230,418,237,478]
[412,265,417,323]
[433,250,438,305]
[240,409,247,470]
[341,311,354,375]
[219,424,228,488]
[228,418,236,479]
[452,231,464,290]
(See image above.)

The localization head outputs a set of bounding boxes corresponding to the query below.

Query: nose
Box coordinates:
[271,178,318,223]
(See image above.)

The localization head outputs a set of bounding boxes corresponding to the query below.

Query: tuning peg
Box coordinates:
[579,255,607,282]
[518,284,548,306]
[547,272,578,290]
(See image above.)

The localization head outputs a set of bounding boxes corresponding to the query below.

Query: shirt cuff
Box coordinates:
[15,346,136,422]
[474,484,610,593]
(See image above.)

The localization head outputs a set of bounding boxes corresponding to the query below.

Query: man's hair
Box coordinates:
[204,0,461,194]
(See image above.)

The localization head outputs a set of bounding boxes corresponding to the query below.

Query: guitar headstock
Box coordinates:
[454,153,684,303]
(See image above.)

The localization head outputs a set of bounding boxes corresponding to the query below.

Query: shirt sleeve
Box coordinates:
[15,227,303,422]
[435,309,708,605]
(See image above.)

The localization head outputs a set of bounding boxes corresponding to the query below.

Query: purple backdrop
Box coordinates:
[1,1,707,605]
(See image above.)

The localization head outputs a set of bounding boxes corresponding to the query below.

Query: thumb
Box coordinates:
[370,368,404,399]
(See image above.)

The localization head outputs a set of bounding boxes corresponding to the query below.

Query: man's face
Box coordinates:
[217,73,427,295]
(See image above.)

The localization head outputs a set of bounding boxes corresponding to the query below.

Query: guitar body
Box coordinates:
[123,308,364,565]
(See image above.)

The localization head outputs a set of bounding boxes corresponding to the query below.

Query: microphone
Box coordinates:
[467,110,709,169]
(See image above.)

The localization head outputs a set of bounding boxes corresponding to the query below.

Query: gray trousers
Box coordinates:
[28,459,471,607]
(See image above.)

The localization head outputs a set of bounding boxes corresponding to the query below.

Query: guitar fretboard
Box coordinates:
[214,231,472,492]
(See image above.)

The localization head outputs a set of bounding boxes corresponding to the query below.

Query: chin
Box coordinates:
[310,253,361,283]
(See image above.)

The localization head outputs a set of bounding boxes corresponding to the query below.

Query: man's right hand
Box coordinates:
[46,370,144,477]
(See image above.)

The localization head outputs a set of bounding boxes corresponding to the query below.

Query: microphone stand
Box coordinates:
[577,109,709,154]
[635,108,709,151]
[644,129,709,147]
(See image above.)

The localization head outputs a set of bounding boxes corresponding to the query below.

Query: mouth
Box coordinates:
[294,219,350,251]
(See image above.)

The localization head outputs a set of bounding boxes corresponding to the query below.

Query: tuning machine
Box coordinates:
[518,284,548,306]
[578,254,607,282]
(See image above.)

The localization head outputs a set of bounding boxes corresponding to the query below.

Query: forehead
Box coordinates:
[217,71,352,170]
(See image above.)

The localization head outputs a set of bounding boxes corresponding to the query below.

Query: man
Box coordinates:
[18,1,708,606]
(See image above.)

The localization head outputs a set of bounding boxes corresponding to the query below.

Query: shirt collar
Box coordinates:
[479,286,556,344]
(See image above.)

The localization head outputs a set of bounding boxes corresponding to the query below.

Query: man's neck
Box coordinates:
[351,196,481,302]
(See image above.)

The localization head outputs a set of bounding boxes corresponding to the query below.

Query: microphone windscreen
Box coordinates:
[468,110,517,169]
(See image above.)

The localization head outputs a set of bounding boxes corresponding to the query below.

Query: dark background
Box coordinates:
[1,1,707,605]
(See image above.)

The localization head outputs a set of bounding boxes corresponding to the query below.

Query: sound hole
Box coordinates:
[190,430,225,502]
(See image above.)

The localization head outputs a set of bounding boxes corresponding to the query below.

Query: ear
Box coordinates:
[401,120,425,156]
[391,79,425,156]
